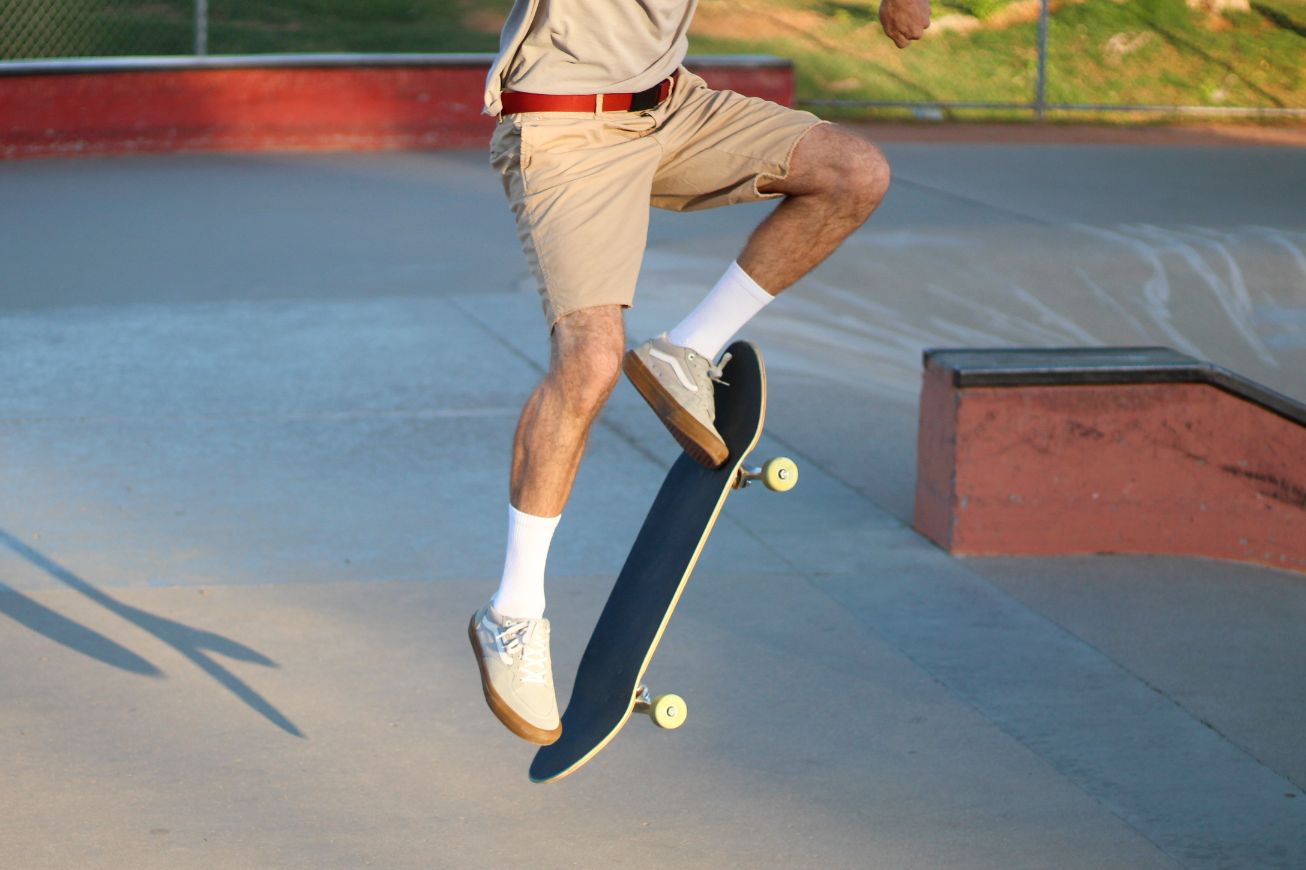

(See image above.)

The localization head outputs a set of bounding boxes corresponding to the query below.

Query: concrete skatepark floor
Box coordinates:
[2,137,1305,868]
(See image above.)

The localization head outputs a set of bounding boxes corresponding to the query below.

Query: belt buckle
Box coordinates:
[627,78,667,112]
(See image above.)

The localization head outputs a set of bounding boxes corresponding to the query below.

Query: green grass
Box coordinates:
[686,0,1304,110]
[206,0,501,54]
[2,0,1302,112]
[1040,0,1305,108]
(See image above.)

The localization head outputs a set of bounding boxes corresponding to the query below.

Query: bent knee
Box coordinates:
[550,322,624,413]
[790,125,890,219]
[839,137,891,219]
[856,140,892,206]
[571,344,623,405]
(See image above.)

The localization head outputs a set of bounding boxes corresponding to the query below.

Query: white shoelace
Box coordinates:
[497,619,550,684]
[705,351,731,387]
[685,350,731,388]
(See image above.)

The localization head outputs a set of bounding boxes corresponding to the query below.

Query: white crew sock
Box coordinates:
[491,504,561,620]
[666,261,775,360]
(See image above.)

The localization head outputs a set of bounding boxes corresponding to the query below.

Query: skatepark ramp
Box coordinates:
[914,347,1306,575]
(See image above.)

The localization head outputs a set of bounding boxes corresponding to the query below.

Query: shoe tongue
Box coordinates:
[489,604,542,627]
[524,618,549,641]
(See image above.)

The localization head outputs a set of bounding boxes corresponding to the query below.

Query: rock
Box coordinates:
[1186,0,1251,13]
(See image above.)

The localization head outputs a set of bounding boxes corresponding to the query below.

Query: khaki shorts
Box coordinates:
[490,69,825,326]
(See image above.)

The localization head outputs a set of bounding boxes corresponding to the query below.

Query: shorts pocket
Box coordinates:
[518,115,656,197]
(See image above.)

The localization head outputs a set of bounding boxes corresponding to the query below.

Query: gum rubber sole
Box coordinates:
[468,615,562,746]
[622,350,729,468]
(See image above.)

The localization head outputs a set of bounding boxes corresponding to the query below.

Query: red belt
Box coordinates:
[501,71,679,115]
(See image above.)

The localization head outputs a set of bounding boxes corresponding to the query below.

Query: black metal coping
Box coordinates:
[0,53,791,77]
[924,346,1306,428]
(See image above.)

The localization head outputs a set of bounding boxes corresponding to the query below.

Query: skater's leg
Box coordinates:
[739,123,890,294]
[667,124,890,361]
[509,305,626,518]
[470,305,625,745]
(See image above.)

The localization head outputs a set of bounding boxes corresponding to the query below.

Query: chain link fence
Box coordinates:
[0,0,496,60]
[0,0,197,58]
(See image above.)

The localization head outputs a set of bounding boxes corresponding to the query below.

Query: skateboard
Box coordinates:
[529,340,797,783]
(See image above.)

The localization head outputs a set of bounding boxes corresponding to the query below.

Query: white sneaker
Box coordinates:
[623,334,731,468]
[468,601,562,745]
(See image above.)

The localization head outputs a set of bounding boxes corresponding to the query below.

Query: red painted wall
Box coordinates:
[914,376,1306,575]
[0,58,795,159]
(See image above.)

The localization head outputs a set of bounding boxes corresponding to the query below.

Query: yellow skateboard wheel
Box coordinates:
[651,693,687,729]
[761,457,798,492]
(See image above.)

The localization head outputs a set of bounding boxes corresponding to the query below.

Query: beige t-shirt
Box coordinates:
[483,0,697,115]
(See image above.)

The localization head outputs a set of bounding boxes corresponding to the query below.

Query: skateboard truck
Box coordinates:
[634,684,687,730]
[735,456,798,492]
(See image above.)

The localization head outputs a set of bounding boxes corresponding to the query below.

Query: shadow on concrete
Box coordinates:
[0,529,303,737]
[0,581,162,675]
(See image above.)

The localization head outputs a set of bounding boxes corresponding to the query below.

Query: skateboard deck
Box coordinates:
[529,340,794,783]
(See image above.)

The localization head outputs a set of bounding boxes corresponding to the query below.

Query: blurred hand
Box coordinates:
[879,0,931,48]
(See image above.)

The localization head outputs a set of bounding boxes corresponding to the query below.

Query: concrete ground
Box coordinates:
[2,133,1305,868]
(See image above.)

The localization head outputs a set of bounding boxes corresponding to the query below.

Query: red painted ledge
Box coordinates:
[0,53,795,159]
[914,348,1306,575]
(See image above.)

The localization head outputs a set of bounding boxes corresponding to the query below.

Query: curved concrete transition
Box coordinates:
[914,347,1306,574]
